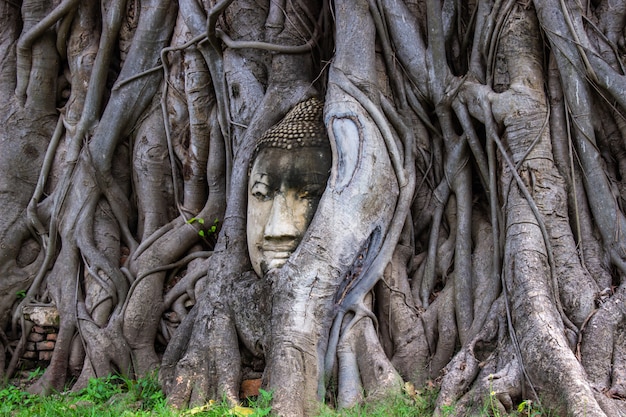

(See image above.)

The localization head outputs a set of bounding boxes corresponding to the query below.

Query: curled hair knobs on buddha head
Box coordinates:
[251,97,330,165]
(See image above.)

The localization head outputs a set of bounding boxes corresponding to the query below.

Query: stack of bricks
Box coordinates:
[22,306,59,366]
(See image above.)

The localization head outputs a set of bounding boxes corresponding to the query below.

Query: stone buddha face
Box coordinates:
[247,98,331,277]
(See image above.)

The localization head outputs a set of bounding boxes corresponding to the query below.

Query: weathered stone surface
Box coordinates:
[36,341,55,351]
[28,332,45,342]
[39,351,53,361]
[32,326,46,334]
[22,351,37,360]
[23,306,59,327]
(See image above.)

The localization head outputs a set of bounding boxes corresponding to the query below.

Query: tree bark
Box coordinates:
[1,1,626,416]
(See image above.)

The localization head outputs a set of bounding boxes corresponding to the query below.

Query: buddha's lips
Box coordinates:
[262,247,297,271]
[260,242,299,254]
[262,249,294,260]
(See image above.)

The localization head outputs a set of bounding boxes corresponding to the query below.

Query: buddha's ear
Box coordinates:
[326,113,362,193]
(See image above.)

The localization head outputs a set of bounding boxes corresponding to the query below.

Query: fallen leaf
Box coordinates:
[231,405,255,416]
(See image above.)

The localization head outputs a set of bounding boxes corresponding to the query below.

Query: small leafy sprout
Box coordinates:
[209,218,219,234]
[186,217,205,237]
[187,217,219,238]
[518,400,530,412]
[244,389,272,417]
[186,217,205,225]
[27,367,44,381]
[16,290,26,299]
[518,399,545,417]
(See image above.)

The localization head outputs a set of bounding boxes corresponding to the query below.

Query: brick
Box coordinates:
[25,342,36,351]
[46,333,57,341]
[39,351,53,361]
[28,332,45,342]
[240,379,262,399]
[36,341,55,351]
[22,351,37,360]
[32,326,46,334]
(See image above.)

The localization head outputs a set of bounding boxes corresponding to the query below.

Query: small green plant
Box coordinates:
[128,371,167,410]
[246,388,273,416]
[0,384,34,411]
[16,289,26,299]
[516,399,544,417]
[488,387,502,417]
[405,381,439,413]
[27,366,45,381]
[76,374,124,403]
[186,217,219,238]
[438,403,456,416]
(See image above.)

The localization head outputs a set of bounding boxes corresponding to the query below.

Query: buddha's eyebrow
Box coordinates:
[299,173,328,184]
[287,174,328,191]
[252,173,269,183]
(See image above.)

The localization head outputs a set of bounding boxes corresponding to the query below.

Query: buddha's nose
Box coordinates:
[263,193,299,240]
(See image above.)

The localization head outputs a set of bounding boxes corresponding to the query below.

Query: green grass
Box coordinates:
[0,375,549,416]
[316,385,439,417]
[0,373,270,417]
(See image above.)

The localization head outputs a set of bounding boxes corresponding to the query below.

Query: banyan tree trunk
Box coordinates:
[0,1,625,416]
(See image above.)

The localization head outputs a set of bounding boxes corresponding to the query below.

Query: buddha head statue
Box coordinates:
[247,98,332,277]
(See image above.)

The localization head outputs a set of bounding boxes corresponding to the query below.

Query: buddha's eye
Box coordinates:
[251,182,271,200]
[298,184,324,200]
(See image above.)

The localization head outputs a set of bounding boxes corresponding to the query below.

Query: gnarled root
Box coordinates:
[160,270,242,408]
